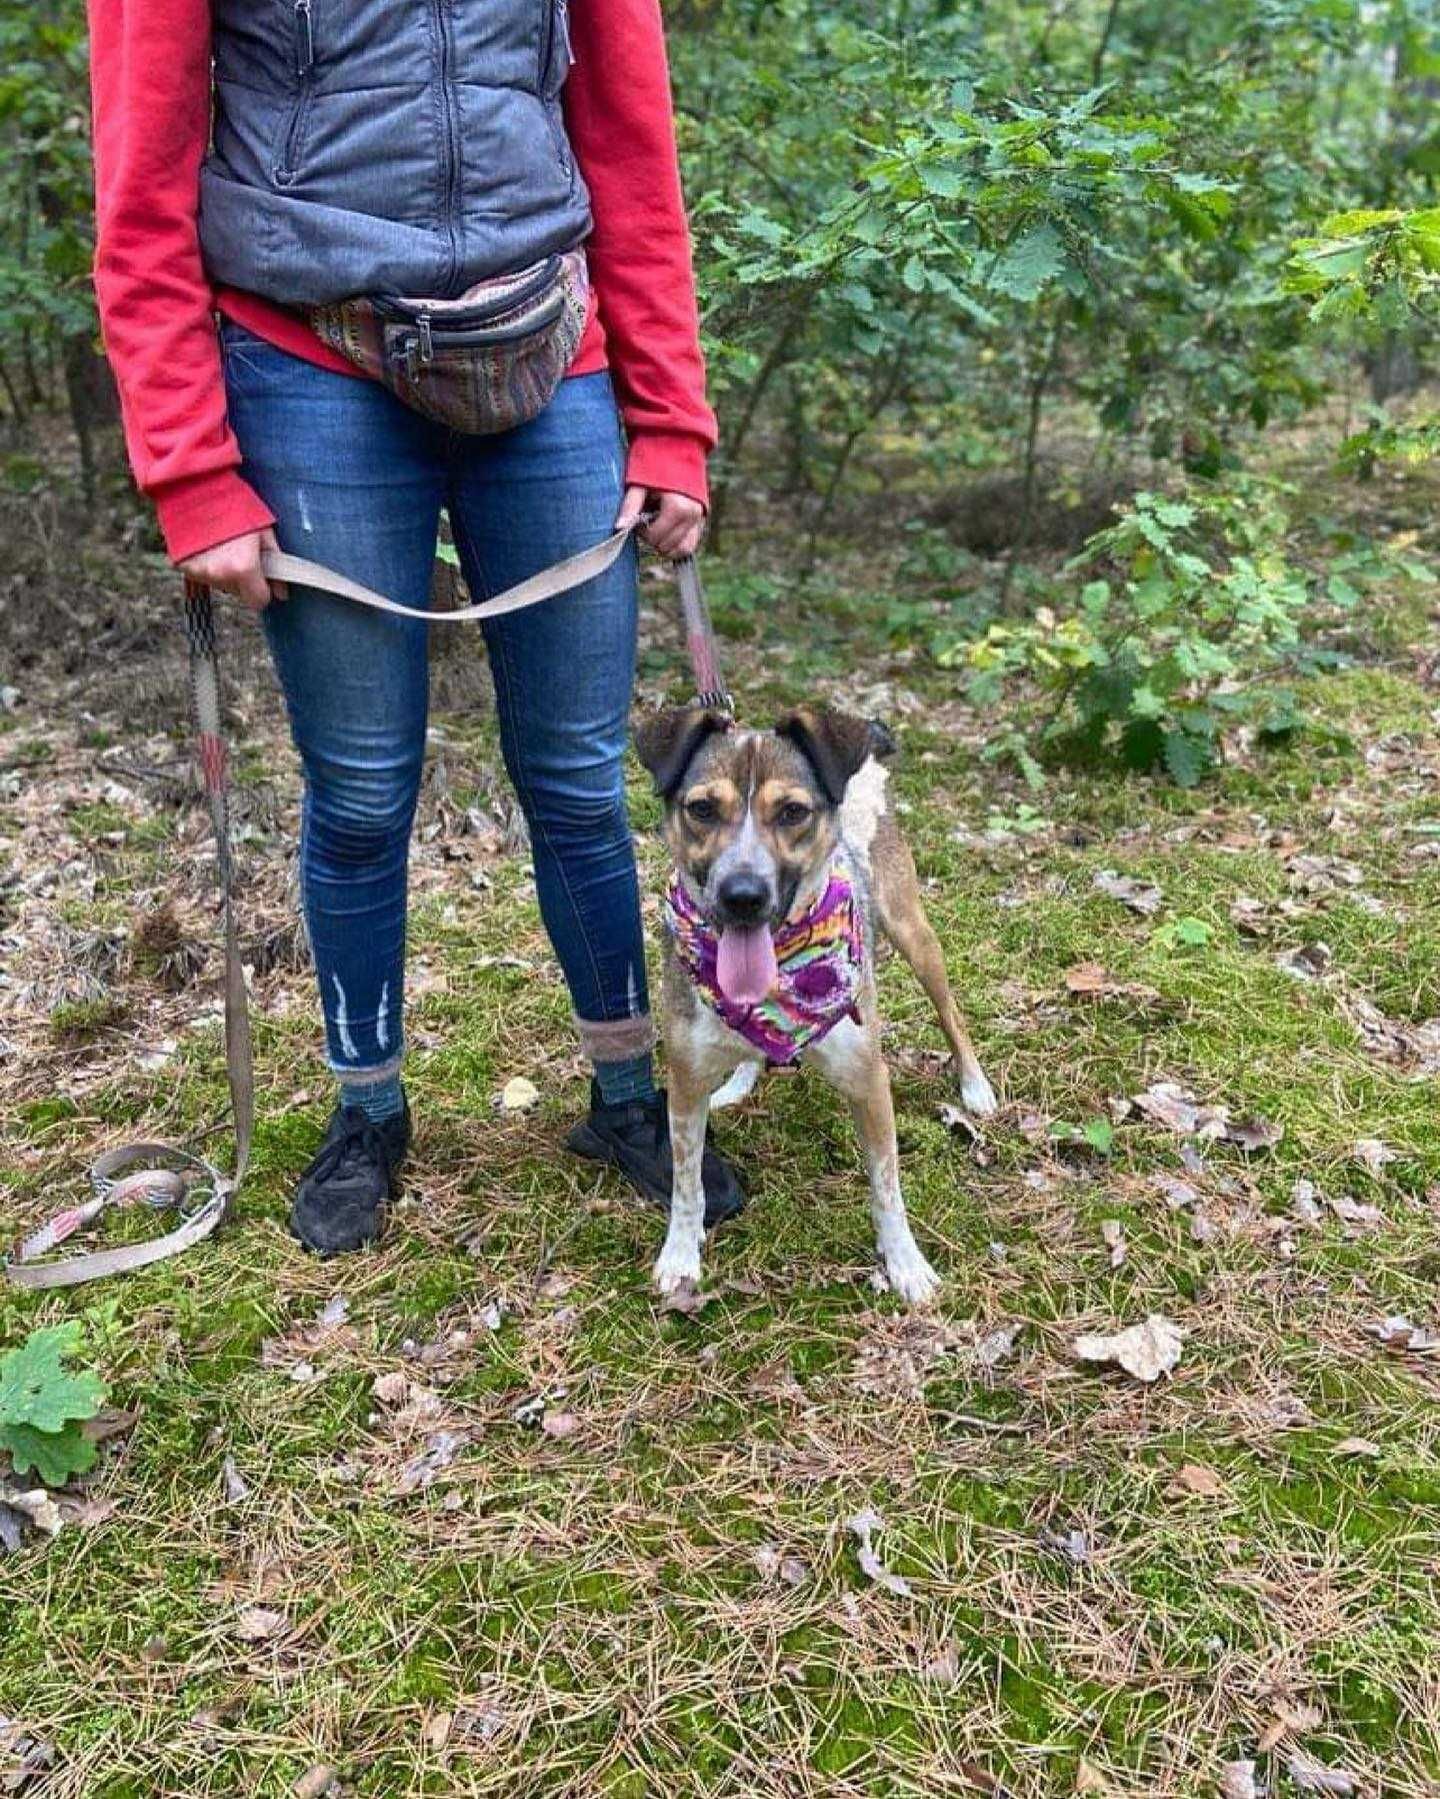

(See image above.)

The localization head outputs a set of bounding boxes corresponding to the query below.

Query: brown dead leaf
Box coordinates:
[1073,1314,1183,1383]
[1152,1173,1200,1211]
[661,1281,712,1318]
[1288,1751,1357,1795]
[1064,962,1163,1005]
[233,1606,287,1643]
[1332,1436,1381,1460]
[1133,1081,1229,1140]
[540,1411,579,1440]
[1276,941,1333,982]
[1226,1114,1284,1153]
[292,1768,338,1799]
[1075,1760,1113,1795]
[1370,1314,1440,1353]
[1352,1136,1397,1176]
[1094,869,1163,916]
[1169,1462,1226,1499]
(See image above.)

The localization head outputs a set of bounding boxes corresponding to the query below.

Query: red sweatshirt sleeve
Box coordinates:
[563,0,718,509]
[88,0,275,564]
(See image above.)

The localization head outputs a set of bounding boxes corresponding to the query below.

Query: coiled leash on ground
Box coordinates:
[5,524,730,1289]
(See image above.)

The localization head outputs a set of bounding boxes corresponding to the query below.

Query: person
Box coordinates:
[87,0,744,1253]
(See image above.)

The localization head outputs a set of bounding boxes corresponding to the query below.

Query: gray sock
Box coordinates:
[338,1070,405,1125]
[593,1052,657,1109]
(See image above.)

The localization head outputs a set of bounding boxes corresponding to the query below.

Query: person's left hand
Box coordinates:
[616,485,706,560]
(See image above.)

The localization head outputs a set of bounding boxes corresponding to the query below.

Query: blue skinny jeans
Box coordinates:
[221,323,652,1081]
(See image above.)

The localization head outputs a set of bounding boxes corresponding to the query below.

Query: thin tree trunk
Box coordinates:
[998,307,1066,611]
[707,298,806,552]
[1092,0,1123,83]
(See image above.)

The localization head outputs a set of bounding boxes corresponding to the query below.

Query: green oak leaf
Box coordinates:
[0,1324,106,1434]
[0,1419,99,1487]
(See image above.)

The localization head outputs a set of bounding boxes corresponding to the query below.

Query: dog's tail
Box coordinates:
[866,718,898,762]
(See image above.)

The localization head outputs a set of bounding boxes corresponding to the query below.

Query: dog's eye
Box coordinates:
[777,801,813,828]
[684,796,719,825]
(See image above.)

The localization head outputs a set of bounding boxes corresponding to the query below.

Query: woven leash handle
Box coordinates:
[2,587,243,1288]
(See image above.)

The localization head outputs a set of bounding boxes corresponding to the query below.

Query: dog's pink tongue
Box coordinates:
[716,925,778,1006]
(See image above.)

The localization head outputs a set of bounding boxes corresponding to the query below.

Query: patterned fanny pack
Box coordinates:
[309,250,589,435]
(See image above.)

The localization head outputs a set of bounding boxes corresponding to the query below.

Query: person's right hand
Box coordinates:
[178,526,286,612]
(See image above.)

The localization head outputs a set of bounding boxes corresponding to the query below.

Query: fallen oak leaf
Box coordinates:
[1094,869,1163,916]
[1369,1314,1440,1353]
[292,1768,339,1799]
[1352,1137,1397,1176]
[1225,1114,1283,1153]
[1064,961,1110,994]
[1287,1751,1357,1796]
[661,1281,712,1318]
[233,1606,287,1643]
[1073,1314,1183,1384]
[1133,1081,1229,1140]
[1276,941,1333,982]
[0,1486,62,1538]
[1168,1462,1226,1499]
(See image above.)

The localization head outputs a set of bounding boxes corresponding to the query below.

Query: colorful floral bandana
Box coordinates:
[663,855,865,1065]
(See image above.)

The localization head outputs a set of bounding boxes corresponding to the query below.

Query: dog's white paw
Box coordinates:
[961,1067,999,1117]
[653,1241,703,1296]
[711,1061,761,1111]
[882,1241,942,1308]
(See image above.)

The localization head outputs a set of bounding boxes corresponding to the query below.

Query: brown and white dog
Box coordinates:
[634,704,996,1307]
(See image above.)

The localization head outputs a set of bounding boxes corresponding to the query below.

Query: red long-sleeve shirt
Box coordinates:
[88,0,716,564]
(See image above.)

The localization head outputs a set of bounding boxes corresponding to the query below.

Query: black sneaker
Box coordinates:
[565,1083,745,1229]
[290,1097,411,1256]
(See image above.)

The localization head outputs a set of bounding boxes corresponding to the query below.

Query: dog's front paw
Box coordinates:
[961,1067,999,1117]
[653,1241,703,1297]
[883,1242,942,1308]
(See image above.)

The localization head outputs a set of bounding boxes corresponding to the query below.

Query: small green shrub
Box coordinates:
[953,481,1311,785]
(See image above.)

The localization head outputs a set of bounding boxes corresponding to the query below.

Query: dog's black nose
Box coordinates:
[716,873,770,924]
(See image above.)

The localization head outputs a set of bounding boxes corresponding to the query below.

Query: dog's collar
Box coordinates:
[663,852,864,1066]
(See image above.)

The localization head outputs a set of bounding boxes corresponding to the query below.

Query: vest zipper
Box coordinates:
[276,0,316,184]
[542,0,574,176]
[432,0,461,292]
[293,0,314,77]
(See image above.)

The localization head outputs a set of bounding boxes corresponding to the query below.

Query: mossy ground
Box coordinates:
[2,453,1440,1797]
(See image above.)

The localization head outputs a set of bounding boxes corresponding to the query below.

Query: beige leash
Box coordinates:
[5,520,708,1290]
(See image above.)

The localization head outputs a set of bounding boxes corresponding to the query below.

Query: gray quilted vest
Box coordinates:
[198,0,593,305]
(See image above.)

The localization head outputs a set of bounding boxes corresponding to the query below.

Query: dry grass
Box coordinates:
[3,452,1440,1797]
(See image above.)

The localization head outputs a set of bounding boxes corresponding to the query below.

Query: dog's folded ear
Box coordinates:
[776,706,886,804]
[634,706,733,797]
